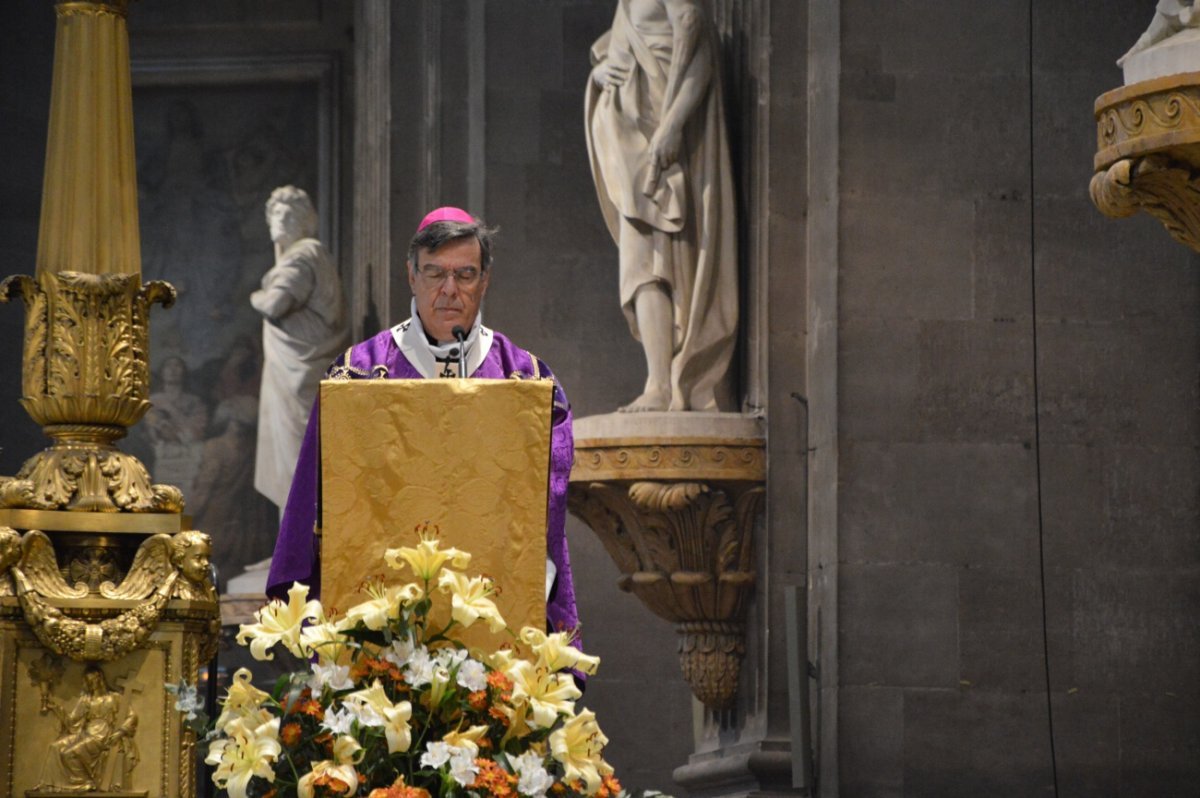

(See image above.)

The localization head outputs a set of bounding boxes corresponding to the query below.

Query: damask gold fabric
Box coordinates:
[319,379,552,645]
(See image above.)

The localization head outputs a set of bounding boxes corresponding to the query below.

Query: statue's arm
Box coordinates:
[651,0,713,166]
[250,255,315,321]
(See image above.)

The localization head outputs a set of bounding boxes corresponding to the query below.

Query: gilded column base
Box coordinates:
[0,443,183,513]
[568,413,765,710]
[1092,71,1200,254]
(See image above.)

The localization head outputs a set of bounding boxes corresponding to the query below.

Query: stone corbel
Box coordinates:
[1090,155,1200,251]
[1092,71,1200,255]
[568,416,765,710]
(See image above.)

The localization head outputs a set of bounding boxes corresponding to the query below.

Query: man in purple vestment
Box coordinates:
[266,208,580,648]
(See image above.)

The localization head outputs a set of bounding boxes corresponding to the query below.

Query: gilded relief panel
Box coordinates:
[1,629,183,798]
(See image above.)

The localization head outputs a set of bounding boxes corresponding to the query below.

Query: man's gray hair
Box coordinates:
[407,217,498,273]
[265,185,319,238]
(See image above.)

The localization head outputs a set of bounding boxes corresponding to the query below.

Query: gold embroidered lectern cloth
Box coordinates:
[319,379,552,642]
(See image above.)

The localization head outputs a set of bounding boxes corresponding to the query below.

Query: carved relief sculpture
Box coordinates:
[3,528,219,663]
[585,0,738,412]
[252,186,349,510]
[34,665,140,794]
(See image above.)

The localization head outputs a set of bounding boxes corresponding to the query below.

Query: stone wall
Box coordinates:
[837,2,1200,795]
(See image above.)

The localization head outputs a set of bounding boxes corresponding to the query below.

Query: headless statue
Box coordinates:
[586,0,738,412]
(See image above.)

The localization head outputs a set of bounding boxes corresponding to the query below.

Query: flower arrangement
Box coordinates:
[173,525,649,798]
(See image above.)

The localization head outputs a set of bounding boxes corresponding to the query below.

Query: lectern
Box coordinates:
[318,379,554,645]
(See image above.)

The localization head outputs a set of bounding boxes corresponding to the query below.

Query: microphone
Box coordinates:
[452,325,467,377]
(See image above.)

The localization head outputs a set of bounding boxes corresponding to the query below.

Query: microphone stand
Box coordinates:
[452,325,468,378]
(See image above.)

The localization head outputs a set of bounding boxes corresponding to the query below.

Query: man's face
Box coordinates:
[408,236,490,343]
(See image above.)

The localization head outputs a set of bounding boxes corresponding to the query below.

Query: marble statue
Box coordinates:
[1120,1,1200,66]
[251,186,349,509]
[586,0,739,413]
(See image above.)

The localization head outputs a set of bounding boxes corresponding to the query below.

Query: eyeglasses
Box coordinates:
[417,264,483,286]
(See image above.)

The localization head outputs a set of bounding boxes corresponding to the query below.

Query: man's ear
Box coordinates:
[406,259,416,290]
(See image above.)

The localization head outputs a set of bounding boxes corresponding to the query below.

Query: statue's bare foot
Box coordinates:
[619,388,670,413]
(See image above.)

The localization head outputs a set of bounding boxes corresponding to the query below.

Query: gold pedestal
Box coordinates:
[568,415,765,710]
[0,3,219,796]
[1091,71,1200,253]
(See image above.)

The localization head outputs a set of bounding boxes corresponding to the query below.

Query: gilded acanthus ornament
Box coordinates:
[0,271,181,512]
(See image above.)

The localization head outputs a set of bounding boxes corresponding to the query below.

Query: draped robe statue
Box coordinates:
[585,0,738,412]
[252,186,349,509]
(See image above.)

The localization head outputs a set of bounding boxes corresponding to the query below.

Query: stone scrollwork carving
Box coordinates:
[570,478,762,708]
[0,527,217,662]
[0,271,181,512]
[1092,72,1200,255]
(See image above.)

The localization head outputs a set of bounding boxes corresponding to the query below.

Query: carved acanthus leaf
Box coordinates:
[628,480,709,511]
[569,475,764,710]
[1091,155,1200,252]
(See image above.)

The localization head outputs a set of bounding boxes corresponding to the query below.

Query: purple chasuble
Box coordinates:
[266,327,581,648]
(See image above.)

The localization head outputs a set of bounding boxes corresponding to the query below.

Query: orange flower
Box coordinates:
[351,656,404,684]
[280,722,303,748]
[595,774,623,798]
[468,690,489,711]
[471,758,518,797]
[486,671,513,692]
[488,705,510,726]
[294,698,325,720]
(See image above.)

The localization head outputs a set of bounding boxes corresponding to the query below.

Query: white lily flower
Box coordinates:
[321,705,356,736]
[513,751,554,798]
[456,658,488,692]
[308,662,354,693]
[236,583,322,660]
